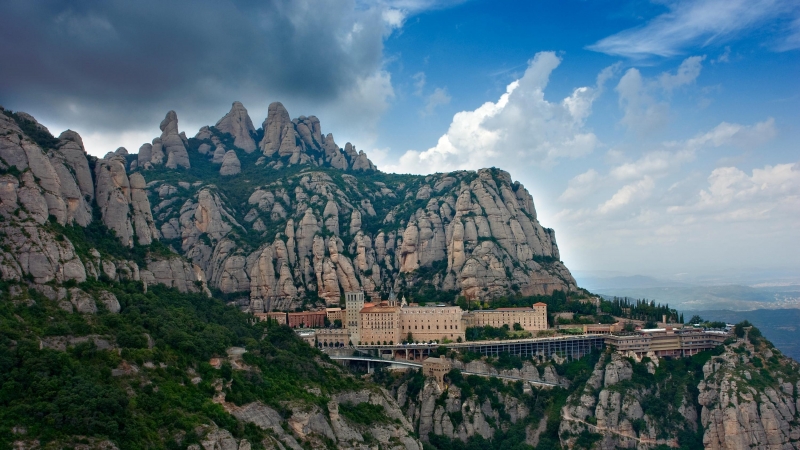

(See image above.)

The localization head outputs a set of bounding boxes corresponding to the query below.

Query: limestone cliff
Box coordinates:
[698,330,800,450]
[128,100,576,311]
[0,106,207,299]
[0,102,575,310]
[379,356,569,446]
[558,332,800,450]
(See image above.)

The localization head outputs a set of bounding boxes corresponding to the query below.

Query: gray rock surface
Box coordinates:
[259,102,291,156]
[215,101,256,152]
[220,150,241,176]
[160,110,190,169]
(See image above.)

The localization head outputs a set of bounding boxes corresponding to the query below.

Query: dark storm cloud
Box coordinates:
[0,0,390,131]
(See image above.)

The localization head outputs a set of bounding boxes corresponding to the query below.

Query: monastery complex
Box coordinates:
[255,290,549,347]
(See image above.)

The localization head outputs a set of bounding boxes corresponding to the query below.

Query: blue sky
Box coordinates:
[1,0,798,282]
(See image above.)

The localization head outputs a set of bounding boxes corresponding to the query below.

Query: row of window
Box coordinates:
[401,324,458,330]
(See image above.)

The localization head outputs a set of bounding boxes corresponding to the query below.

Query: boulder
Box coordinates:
[220,150,241,176]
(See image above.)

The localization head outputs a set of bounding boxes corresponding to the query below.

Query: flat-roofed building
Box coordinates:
[345,291,365,345]
[463,303,548,332]
[253,311,288,325]
[422,357,452,388]
[555,323,624,335]
[605,327,728,358]
[315,328,349,348]
[326,307,345,324]
[360,302,400,345]
[288,310,326,328]
[295,329,316,347]
[399,305,465,343]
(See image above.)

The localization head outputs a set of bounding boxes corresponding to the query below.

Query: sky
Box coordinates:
[1,0,798,283]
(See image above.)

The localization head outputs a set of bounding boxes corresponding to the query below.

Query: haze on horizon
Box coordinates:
[1,0,798,284]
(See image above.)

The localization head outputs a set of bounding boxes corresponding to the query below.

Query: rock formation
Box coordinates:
[698,334,800,450]
[2,104,575,313]
[134,118,575,309]
[219,150,241,176]
[160,110,190,169]
[259,101,292,156]
[95,154,159,247]
[215,101,257,153]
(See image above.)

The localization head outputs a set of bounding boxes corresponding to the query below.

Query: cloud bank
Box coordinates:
[381,52,614,173]
[0,0,416,154]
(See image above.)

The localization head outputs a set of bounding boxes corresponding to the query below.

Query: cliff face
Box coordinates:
[0,101,575,310]
[129,101,576,310]
[0,107,208,300]
[698,334,800,450]
[558,334,800,450]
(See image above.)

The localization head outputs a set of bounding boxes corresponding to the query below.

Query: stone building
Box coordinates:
[316,328,349,348]
[288,310,326,328]
[254,311,288,325]
[605,327,728,358]
[326,307,345,325]
[359,302,400,345]
[399,305,465,343]
[462,303,548,332]
[295,329,316,347]
[422,357,452,388]
[345,291,365,345]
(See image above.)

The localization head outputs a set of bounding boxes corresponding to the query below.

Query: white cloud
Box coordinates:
[383,52,612,173]
[610,149,695,181]
[422,87,451,115]
[412,72,426,96]
[616,55,707,134]
[598,177,655,214]
[79,129,155,157]
[668,162,800,219]
[658,55,706,92]
[608,118,776,181]
[616,68,668,134]
[588,0,800,58]
[381,8,406,29]
[683,117,776,149]
[319,69,395,146]
[559,169,602,203]
[712,46,732,63]
[777,16,800,51]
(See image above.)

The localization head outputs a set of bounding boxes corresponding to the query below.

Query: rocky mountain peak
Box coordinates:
[159,110,190,169]
[160,110,179,134]
[215,101,256,153]
[260,101,291,156]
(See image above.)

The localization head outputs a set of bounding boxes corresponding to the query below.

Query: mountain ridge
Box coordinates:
[0,100,575,313]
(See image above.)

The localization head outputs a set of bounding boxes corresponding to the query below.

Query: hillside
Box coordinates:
[2,104,799,450]
[559,324,800,450]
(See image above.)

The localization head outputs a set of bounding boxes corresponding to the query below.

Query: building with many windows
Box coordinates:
[345,291,365,345]
[399,305,465,343]
[326,307,345,325]
[316,328,349,348]
[605,327,729,358]
[253,311,289,325]
[359,302,400,345]
[462,303,548,332]
[287,310,326,328]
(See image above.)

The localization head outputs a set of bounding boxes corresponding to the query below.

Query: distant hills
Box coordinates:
[696,309,800,362]
[575,274,691,290]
